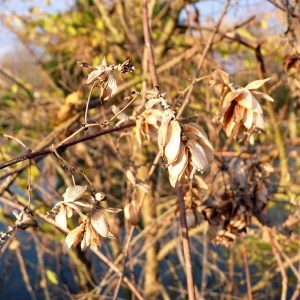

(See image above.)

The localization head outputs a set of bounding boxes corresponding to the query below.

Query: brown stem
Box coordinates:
[254,45,290,185]
[241,236,253,300]
[269,230,287,300]
[0,121,135,171]
[142,0,159,87]
[176,182,195,300]
[112,225,135,300]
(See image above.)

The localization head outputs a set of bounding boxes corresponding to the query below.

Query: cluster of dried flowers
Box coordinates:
[182,157,276,246]
[0,55,278,257]
[210,69,274,144]
[47,185,121,251]
[136,87,214,187]
[78,57,134,102]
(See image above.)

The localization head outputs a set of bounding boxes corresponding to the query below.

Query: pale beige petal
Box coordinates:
[55,205,67,229]
[183,123,208,140]
[101,72,117,102]
[90,211,115,239]
[164,120,182,164]
[197,142,214,163]
[244,78,270,90]
[253,112,265,130]
[209,69,230,86]
[233,105,246,122]
[63,185,87,203]
[251,91,274,102]
[89,227,101,250]
[126,170,136,185]
[85,69,104,85]
[81,223,92,251]
[168,144,188,187]
[146,110,162,127]
[66,206,73,219]
[135,118,143,146]
[186,140,209,172]
[183,123,214,155]
[225,117,237,137]
[236,90,263,114]
[145,98,161,110]
[221,91,241,113]
[65,224,84,249]
[101,56,107,66]
[243,108,254,129]
[158,111,173,152]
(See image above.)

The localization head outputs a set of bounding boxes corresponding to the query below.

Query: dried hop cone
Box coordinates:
[158,111,214,187]
[220,78,274,143]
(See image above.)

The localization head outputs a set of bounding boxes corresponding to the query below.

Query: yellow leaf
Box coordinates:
[46,269,59,285]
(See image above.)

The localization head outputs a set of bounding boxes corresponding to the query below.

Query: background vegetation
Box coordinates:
[0,0,299,299]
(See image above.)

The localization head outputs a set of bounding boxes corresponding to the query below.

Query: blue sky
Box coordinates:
[0,0,74,56]
[0,0,283,58]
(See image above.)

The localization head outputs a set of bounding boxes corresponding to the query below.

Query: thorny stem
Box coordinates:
[176,182,195,300]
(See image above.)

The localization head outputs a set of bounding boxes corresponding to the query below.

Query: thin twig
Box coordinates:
[176,182,195,300]
[3,134,29,150]
[0,121,136,171]
[269,230,287,300]
[142,0,159,87]
[112,225,135,300]
[15,247,37,300]
[241,235,253,300]
[84,81,97,124]
[177,0,231,118]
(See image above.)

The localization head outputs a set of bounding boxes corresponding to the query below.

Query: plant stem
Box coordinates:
[176,182,195,300]
[142,0,159,87]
